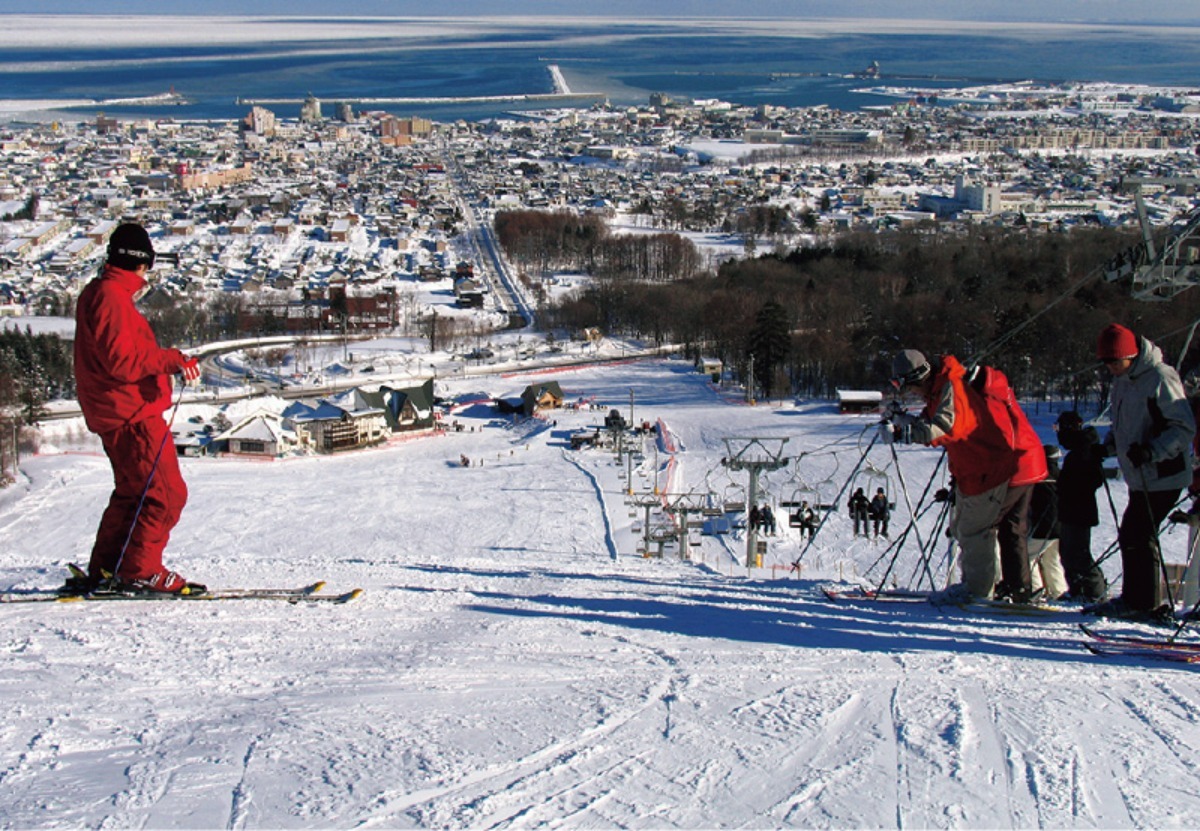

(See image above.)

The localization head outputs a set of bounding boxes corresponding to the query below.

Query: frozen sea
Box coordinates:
[1,15,1199,121]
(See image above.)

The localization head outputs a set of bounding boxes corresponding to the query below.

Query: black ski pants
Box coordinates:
[1118,489,1179,611]
[997,483,1034,594]
[1058,522,1107,601]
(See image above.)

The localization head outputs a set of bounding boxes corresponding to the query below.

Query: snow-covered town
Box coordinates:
[2,78,1200,329]
[0,77,1197,461]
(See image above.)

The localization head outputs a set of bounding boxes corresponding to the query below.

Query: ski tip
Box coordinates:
[283,587,363,604]
[312,581,327,594]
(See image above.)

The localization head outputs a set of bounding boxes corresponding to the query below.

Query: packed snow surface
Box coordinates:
[3,357,1200,828]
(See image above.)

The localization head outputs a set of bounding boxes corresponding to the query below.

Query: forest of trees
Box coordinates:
[494,209,702,285]
[0,329,74,422]
[508,213,1200,406]
[0,328,74,482]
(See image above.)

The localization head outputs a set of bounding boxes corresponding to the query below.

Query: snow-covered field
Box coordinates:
[3,356,1200,829]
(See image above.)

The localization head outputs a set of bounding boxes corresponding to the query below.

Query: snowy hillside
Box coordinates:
[3,357,1200,828]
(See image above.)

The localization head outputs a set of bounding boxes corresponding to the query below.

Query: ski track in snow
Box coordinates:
[4,357,1200,827]
[354,629,687,828]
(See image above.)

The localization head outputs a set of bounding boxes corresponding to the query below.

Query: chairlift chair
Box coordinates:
[800,453,840,511]
[701,490,725,517]
[781,483,819,510]
[699,473,726,516]
[723,483,747,514]
[855,461,894,510]
[779,456,816,508]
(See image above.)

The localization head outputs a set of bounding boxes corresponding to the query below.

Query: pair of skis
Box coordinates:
[822,585,1062,616]
[822,586,928,603]
[824,585,1200,664]
[1079,624,1200,663]
[1,569,363,605]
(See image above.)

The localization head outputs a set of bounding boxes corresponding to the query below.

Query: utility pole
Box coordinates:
[745,355,755,405]
[723,437,789,568]
[626,438,634,494]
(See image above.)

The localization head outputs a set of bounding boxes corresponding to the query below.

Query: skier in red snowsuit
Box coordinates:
[73,223,203,593]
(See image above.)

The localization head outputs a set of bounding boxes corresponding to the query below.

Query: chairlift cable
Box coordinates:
[967,262,1104,371]
[792,423,881,569]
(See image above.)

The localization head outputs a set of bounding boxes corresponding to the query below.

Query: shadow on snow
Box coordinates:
[396,564,1102,666]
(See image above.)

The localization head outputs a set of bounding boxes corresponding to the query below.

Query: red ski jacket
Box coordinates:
[74,265,186,435]
[919,355,1019,496]
[970,364,1048,489]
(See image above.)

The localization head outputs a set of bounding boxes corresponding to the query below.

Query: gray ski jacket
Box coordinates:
[1106,336,1195,492]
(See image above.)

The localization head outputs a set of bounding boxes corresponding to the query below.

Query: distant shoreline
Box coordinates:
[3,16,1199,122]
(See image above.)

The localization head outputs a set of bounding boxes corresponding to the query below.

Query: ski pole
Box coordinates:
[1168,600,1200,641]
[941,538,960,591]
[1135,465,1178,611]
[871,451,946,592]
[1102,476,1122,530]
[865,485,941,578]
[108,384,185,585]
[1093,536,1122,569]
[906,496,952,590]
[888,438,946,590]
[874,455,938,591]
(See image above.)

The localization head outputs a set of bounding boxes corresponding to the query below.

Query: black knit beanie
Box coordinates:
[107,223,156,270]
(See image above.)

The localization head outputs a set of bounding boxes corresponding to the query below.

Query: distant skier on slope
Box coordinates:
[69,222,204,595]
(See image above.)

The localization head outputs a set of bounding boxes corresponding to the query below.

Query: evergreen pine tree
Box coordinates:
[748,300,791,400]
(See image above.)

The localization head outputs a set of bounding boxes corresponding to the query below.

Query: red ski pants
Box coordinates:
[89,416,187,581]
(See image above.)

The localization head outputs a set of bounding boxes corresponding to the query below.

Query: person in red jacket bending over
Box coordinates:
[889,349,1047,603]
[73,223,203,594]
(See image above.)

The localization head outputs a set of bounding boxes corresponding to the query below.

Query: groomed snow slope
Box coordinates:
[2,357,1199,829]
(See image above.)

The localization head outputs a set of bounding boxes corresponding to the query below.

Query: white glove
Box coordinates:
[891,412,918,443]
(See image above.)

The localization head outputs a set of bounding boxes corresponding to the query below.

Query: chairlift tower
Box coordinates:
[663,491,712,560]
[722,437,789,567]
[1104,176,1200,300]
[629,490,665,556]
